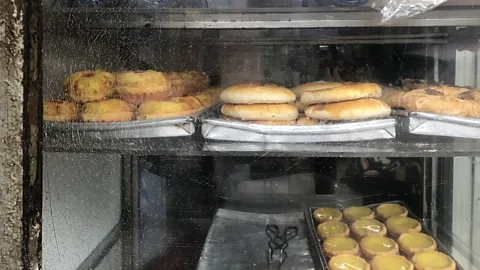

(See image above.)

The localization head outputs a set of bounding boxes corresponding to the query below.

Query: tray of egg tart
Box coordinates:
[304,201,462,270]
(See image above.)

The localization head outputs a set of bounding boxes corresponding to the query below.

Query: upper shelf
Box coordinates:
[44,6,480,29]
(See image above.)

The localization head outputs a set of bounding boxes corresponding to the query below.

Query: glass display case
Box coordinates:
[40,1,480,269]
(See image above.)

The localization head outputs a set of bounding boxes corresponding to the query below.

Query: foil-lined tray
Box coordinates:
[305,201,464,270]
[197,209,315,270]
[44,115,196,139]
[394,110,480,139]
[201,110,396,143]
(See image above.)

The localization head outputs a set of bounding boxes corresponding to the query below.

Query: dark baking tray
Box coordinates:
[304,201,464,270]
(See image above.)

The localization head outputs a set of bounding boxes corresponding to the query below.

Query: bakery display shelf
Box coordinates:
[394,110,480,140]
[44,6,480,29]
[305,201,463,270]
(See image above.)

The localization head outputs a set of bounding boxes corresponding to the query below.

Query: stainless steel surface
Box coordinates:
[197,209,315,270]
[44,8,480,29]
[44,116,196,139]
[395,111,480,139]
[306,201,464,270]
[202,113,396,143]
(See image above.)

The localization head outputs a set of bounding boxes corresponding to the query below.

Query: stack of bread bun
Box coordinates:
[293,81,392,121]
[382,85,480,118]
[219,83,299,125]
[44,69,219,122]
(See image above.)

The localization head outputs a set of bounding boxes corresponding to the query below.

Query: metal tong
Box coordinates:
[266,224,299,269]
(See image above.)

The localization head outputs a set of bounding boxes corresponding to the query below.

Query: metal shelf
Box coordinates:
[44,7,480,29]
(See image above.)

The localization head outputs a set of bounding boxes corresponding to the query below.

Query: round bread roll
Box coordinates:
[297,115,319,126]
[64,70,115,103]
[300,83,382,105]
[43,100,79,122]
[221,104,298,121]
[291,81,343,99]
[115,70,171,104]
[137,96,204,120]
[305,98,391,121]
[220,82,296,104]
[81,99,134,122]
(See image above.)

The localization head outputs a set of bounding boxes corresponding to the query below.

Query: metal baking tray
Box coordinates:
[201,110,396,143]
[197,208,315,270]
[305,201,463,270]
[394,110,480,139]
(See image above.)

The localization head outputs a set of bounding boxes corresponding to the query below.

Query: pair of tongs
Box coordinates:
[266,224,298,269]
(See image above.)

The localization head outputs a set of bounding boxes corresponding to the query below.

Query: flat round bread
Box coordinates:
[305,98,391,121]
[300,83,382,105]
[220,82,296,104]
[221,104,298,121]
[291,81,343,99]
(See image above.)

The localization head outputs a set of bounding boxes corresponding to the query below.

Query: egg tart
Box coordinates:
[371,254,414,270]
[397,233,437,257]
[350,219,387,240]
[316,221,350,240]
[343,206,374,223]
[359,236,399,259]
[376,204,408,221]
[323,236,359,258]
[386,216,422,238]
[412,251,456,270]
[313,207,342,224]
[329,254,370,270]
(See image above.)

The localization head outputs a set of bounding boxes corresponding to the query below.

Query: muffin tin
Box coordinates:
[305,201,463,270]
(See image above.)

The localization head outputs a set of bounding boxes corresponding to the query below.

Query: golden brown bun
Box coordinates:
[323,236,360,258]
[412,251,456,270]
[43,100,79,122]
[220,83,296,104]
[371,254,414,270]
[300,83,382,105]
[136,96,204,120]
[81,99,134,122]
[297,115,320,125]
[291,81,343,99]
[295,100,309,112]
[221,104,298,121]
[64,70,115,103]
[305,99,391,121]
[165,71,209,96]
[329,255,370,270]
[115,70,170,96]
[398,233,437,258]
[359,236,399,259]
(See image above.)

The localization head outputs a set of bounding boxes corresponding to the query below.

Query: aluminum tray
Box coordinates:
[44,115,196,139]
[305,201,463,270]
[394,110,480,139]
[197,209,315,270]
[201,110,396,143]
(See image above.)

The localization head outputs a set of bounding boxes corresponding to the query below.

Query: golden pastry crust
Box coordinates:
[136,96,204,120]
[300,83,382,105]
[221,104,299,121]
[297,115,320,125]
[194,87,223,108]
[350,219,387,240]
[116,70,171,104]
[43,100,79,122]
[317,221,350,241]
[398,233,437,258]
[313,207,343,224]
[412,251,456,270]
[81,99,134,122]
[375,204,408,221]
[329,255,370,270]
[220,82,296,104]
[343,206,374,223]
[295,100,309,112]
[305,99,391,121]
[359,236,399,259]
[385,216,422,239]
[371,254,414,270]
[64,70,115,103]
[165,71,209,96]
[323,236,359,258]
[291,81,343,99]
